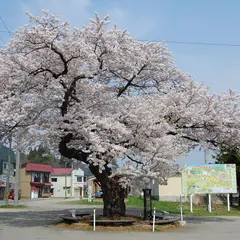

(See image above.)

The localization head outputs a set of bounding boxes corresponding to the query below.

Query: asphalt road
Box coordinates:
[0,206,237,227]
[0,207,147,227]
[0,208,96,227]
[0,209,240,240]
[0,199,240,239]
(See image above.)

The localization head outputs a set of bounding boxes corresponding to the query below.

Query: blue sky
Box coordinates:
[1,0,239,165]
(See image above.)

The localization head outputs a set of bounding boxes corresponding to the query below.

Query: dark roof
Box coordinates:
[0,145,16,164]
[52,168,72,175]
[26,163,53,173]
[72,161,92,176]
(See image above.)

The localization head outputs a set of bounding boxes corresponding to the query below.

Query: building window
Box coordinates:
[43,173,49,183]
[33,172,41,182]
[83,177,87,182]
[43,187,50,193]
[77,176,82,182]
[67,189,70,194]
[51,178,57,182]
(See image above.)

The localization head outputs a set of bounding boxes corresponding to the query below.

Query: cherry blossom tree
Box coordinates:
[0,11,240,217]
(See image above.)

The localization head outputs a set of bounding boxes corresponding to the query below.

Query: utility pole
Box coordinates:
[65,160,67,198]
[5,135,12,205]
[204,150,207,164]
[70,161,73,198]
[204,150,211,211]
[14,149,20,206]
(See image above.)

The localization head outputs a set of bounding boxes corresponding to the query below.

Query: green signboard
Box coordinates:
[182,164,237,195]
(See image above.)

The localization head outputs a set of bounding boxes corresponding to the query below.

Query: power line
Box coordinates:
[0,19,239,48]
[0,16,12,37]
[0,35,5,44]
[138,39,240,47]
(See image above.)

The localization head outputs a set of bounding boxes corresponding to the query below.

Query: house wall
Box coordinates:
[19,168,31,198]
[158,176,182,201]
[71,168,85,199]
[51,168,88,199]
[51,175,71,198]
[87,178,101,195]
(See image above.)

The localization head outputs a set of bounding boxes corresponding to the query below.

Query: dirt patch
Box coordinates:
[56,216,181,232]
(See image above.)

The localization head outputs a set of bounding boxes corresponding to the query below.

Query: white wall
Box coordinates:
[51,175,71,198]
[51,168,88,198]
[71,168,85,198]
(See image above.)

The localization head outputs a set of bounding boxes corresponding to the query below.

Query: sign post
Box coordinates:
[142,188,152,220]
[190,195,193,213]
[208,194,212,212]
[227,194,230,212]
[180,195,183,221]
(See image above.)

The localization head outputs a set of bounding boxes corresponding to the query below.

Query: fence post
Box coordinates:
[152,207,156,232]
[93,206,96,231]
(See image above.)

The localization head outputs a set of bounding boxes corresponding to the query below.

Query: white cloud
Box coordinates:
[20,0,92,27]
[18,0,163,39]
[107,6,159,39]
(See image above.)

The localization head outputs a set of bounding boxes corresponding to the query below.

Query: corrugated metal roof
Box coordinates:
[26,163,53,173]
[52,168,72,175]
[72,161,92,176]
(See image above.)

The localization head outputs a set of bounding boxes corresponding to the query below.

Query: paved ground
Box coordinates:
[0,197,97,211]
[0,217,240,240]
[0,198,239,239]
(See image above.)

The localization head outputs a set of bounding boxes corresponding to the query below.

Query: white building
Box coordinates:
[51,168,72,198]
[51,168,87,198]
[71,168,87,198]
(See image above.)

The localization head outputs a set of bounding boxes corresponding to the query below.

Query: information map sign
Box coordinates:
[182,164,237,195]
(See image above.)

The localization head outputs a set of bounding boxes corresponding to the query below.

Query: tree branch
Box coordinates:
[117,64,147,97]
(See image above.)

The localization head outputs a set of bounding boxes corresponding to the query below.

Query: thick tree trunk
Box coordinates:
[101,177,126,218]
[59,136,126,218]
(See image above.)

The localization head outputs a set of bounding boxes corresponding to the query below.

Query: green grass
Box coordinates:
[62,196,240,216]
[0,205,26,209]
[128,197,240,216]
